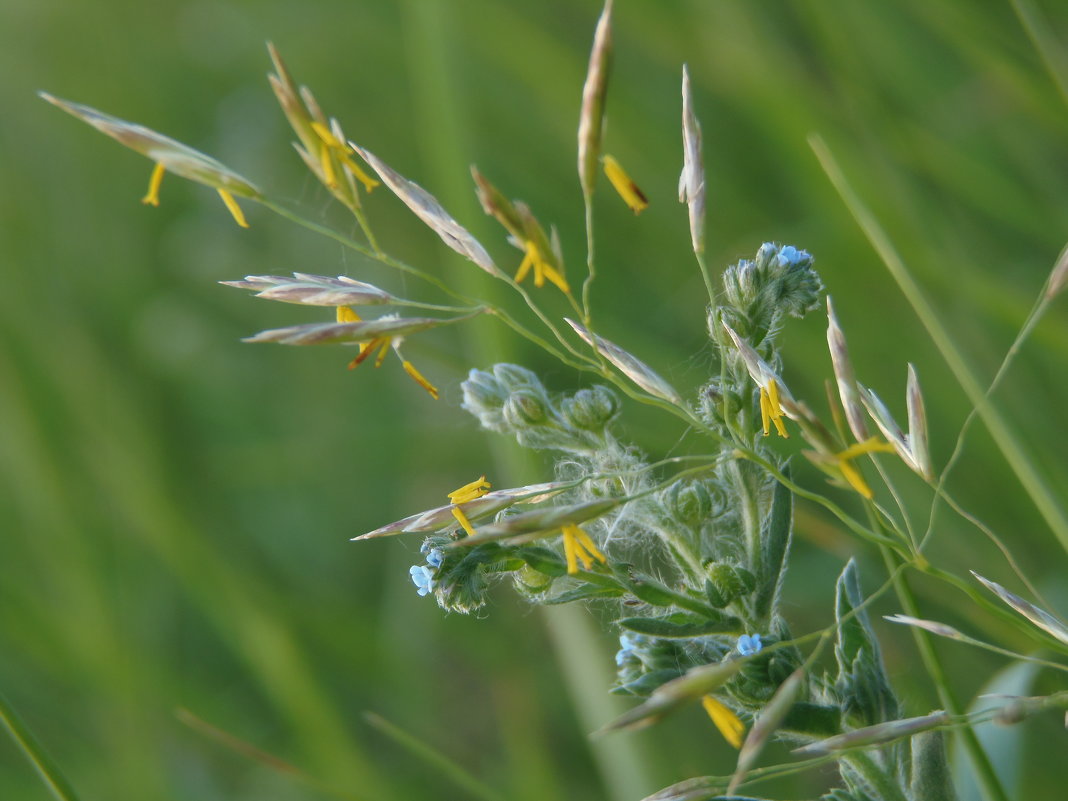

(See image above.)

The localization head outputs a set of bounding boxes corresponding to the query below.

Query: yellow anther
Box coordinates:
[448,476,491,537]
[603,155,649,214]
[142,162,165,207]
[701,696,744,749]
[449,476,492,504]
[561,524,605,574]
[402,360,439,400]
[515,240,570,293]
[217,190,249,228]
[338,152,380,193]
[319,140,338,188]
[836,437,896,498]
[760,380,788,438]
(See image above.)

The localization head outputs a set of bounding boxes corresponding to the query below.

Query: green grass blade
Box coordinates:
[0,691,81,801]
[363,712,507,801]
[1009,0,1068,109]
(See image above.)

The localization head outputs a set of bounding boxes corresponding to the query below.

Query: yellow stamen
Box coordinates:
[701,695,745,749]
[838,437,897,461]
[348,336,383,369]
[451,507,476,537]
[514,240,570,293]
[310,121,379,193]
[373,338,391,368]
[449,476,492,504]
[448,476,491,536]
[337,306,361,323]
[838,460,874,499]
[759,386,771,437]
[603,155,649,214]
[142,162,166,207]
[561,524,605,574]
[541,263,571,293]
[311,120,343,149]
[759,380,788,438]
[339,152,380,193]
[217,190,249,228]
[515,243,535,284]
[563,530,578,575]
[835,436,896,499]
[319,140,338,188]
[402,360,439,400]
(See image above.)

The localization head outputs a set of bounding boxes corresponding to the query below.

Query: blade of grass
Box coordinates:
[810,133,1068,556]
[0,691,81,801]
[364,712,507,801]
[176,708,368,801]
[1009,0,1068,109]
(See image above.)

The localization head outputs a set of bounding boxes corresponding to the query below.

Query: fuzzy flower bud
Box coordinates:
[560,386,620,430]
[662,481,714,528]
[719,243,823,345]
[461,366,515,431]
[705,562,756,606]
[503,390,550,427]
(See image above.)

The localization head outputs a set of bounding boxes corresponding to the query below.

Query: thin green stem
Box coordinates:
[695,250,717,306]
[0,691,81,801]
[350,201,382,255]
[258,198,461,299]
[810,133,1068,556]
[581,194,596,327]
[929,487,1048,607]
[876,547,1011,801]
[363,713,507,801]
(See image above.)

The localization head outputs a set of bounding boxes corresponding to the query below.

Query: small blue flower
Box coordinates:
[775,244,810,268]
[425,548,444,569]
[615,631,640,666]
[736,633,763,656]
[409,565,436,596]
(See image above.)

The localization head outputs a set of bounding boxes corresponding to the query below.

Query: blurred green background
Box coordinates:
[3,0,1068,799]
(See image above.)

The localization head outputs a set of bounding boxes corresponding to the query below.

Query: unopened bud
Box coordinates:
[560,386,620,430]
[503,390,550,427]
[663,482,713,527]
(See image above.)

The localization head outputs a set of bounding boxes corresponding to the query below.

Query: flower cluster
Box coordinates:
[46,2,1038,799]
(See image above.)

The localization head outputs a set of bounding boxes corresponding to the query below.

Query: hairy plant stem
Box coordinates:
[729,459,762,578]
[844,751,910,801]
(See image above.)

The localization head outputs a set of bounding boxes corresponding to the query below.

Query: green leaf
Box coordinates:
[515,545,568,576]
[753,464,792,619]
[834,560,897,726]
[618,611,741,638]
[620,569,720,615]
[543,585,625,604]
[611,669,683,697]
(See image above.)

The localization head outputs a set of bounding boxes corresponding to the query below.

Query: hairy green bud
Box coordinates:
[461,367,509,431]
[663,481,714,527]
[705,562,756,605]
[503,389,551,427]
[560,385,620,430]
